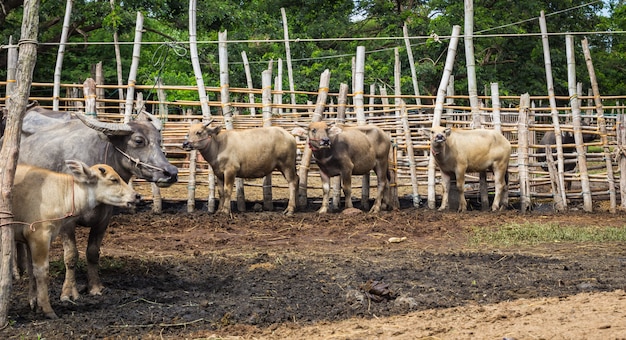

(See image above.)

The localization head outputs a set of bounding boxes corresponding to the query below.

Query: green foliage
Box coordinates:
[0,0,624,99]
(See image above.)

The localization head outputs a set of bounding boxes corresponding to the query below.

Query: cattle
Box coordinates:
[538,129,598,172]
[291,121,391,214]
[428,125,511,212]
[182,120,299,216]
[12,160,140,319]
[13,106,178,301]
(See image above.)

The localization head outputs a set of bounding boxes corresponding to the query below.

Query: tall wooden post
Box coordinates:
[0,0,40,325]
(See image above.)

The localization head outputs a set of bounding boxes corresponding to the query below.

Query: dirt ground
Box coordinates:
[2,189,626,339]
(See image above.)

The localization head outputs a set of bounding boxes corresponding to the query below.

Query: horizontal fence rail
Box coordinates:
[2,81,626,213]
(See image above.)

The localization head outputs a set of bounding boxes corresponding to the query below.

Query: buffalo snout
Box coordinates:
[320,137,331,147]
[182,141,192,151]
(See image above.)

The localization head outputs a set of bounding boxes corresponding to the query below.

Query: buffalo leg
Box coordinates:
[439,172,451,211]
[341,173,354,209]
[318,172,332,213]
[215,176,226,214]
[455,170,467,212]
[220,173,235,215]
[492,167,507,211]
[85,222,108,295]
[29,234,58,319]
[282,169,298,216]
[61,226,80,301]
[370,167,388,213]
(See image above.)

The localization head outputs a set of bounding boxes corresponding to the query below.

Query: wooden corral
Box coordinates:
[2,80,626,213]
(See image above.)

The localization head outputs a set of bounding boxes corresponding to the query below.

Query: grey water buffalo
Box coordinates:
[14,106,178,301]
[292,121,391,214]
[429,125,511,212]
[13,161,140,319]
[182,120,299,215]
[538,128,598,172]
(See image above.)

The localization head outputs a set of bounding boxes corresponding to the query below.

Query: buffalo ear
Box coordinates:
[291,127,307,137]
[328,125,343,137]
[443,127,452,136]
[65,160,97,184]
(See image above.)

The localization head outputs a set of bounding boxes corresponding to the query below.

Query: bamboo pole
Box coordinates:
[428,25,461,210]
[353,46,371,209]
[401,100,420,207]
[403,23,421,106]
[518,93,531,212]
[297,69,330,207]
[241,51,256,116]
[281,8,297,113]
[95,62,104,114]
[618,114,626,209]
[491,83,508,208]
[189,0,213,212]
[262,69,273,211]
[332,83,349,209]
[218,30,244,213]
[0,0,40,325]
[5,36,17,96]
[110,0,125,114]
[539,11,567,210]
[123,12,144,123]
[52,0,72,111]
[582,37,616,212]
[566,35,592,212]
[83,78,96,115]
[464,0,481,129]
[274,59,283,116]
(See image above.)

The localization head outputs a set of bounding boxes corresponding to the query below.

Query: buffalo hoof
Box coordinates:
[283,209,294,216]
[44,311,59,319]
[89,284,105,296]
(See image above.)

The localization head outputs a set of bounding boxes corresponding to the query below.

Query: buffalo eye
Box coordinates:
[311,128,317,134]
[133,136,146,146]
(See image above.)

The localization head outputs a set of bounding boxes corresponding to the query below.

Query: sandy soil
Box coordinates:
[2,190,626,339]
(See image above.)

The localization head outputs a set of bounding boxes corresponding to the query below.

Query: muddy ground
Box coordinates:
[2,193,626,339]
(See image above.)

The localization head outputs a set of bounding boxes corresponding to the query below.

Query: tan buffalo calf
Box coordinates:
[292,121,391,213]
[12,161,140,319]
[183,120,299,216]
[429,126,511,212]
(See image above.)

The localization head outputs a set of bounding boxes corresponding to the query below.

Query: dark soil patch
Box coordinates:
[3,200,626,339]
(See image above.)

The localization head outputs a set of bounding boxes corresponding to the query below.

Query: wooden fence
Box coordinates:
[3,80,626,213]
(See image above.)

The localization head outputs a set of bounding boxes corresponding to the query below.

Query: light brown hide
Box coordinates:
[12,161,139,319]
[429,126,511,212]
[184,123,299,215]
[292,121,391,213]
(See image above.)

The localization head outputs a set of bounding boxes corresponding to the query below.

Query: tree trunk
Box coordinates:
[0,0,40,326]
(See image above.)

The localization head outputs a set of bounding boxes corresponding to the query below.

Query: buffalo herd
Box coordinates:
[2,104,597,318]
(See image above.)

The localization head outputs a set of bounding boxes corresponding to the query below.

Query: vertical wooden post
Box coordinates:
[83,78,96,116]
[262,70,274,211]
[491,83,508,207]
[354,46,372,209]
[428,25,461,210]
[241,51,256,116]
[517,93,532,212]
[401,101,420,207]
[95,62,105,115]
[566,35,592,212]
[189,0,214,212]
[539,11,567,209]
[123,12,144,123]
[297,70,331,208]
[110,0,125,114]
[186,108,198,213]
[280,8,297,113]
[218,30,243,213]
[53,0,72,111]
[5,37,17,96]
[618,115,626,209]
[403,23,421,106]
[332,84,349,209]
[0,0,40,325]
[582,37,616,212]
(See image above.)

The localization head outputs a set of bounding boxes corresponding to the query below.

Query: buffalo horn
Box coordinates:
[136,110,163,131]
[73,112,133,135]
[202,118,214,128]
